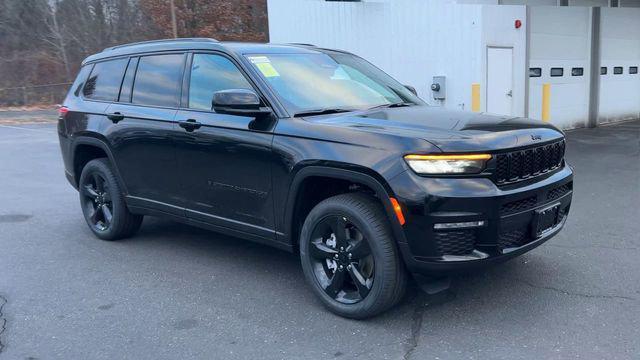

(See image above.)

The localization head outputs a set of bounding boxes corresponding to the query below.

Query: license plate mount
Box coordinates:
[532,202,561,237]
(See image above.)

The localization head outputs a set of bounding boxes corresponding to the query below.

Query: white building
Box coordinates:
[268,0,640,129]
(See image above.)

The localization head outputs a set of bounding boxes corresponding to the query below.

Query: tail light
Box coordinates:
[58,105,69,118]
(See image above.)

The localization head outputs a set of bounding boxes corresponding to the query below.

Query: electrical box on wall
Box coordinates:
[431,76,446,100]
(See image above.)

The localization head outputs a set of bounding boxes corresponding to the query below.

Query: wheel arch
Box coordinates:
[71,136,128,194]
[283,165,407,250]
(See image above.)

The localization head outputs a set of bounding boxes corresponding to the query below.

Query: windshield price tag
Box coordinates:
[248,56,280,77]
[256,63,280,77]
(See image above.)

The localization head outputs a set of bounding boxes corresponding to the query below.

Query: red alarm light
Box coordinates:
[515,20,522,29]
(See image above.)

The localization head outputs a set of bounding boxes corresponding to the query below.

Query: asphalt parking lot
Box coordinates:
[0,117,638,359]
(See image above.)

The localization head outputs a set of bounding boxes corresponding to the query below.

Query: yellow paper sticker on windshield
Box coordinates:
[256,62,280,77]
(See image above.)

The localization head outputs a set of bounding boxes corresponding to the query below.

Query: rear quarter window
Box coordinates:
[66,65,92,100]
[132,54,185,107]
[83,58,129,101]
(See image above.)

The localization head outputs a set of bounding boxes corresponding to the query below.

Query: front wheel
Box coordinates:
[299,193,407,319]
[79,158,143,240]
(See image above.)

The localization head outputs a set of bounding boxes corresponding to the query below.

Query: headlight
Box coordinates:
[404,154,491,174]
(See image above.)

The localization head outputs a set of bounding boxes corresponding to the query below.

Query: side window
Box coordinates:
[83,58,128,101]
[69,65,92,98]
[188,54,253,111]
[118,57,139,103]
[132,54,184,107]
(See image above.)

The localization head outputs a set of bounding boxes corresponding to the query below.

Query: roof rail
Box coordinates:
[103,38,219,52]
[287,43,317,47]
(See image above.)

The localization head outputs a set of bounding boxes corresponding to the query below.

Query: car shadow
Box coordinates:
[127,216,559,326]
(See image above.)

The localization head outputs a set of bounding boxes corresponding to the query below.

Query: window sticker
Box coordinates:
[256,62,280,77]
[248,56,270,64]
[248,56,280,77]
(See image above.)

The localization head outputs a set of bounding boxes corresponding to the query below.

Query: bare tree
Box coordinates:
[42,0,72,79]
[0,0,268,106]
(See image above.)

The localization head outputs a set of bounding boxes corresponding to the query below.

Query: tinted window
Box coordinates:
[630,67,638,75]
[83,58,128,101]
[614,67,623,75]
[118,57,139,103]
[188,54,253,111]
[601,67,607,75]
[69,65,92,98]
[571,67,584,76]
[529,68,541,77]
[132,54,184,107]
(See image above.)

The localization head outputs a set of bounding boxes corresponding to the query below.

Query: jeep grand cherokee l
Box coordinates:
[58,38,573,318]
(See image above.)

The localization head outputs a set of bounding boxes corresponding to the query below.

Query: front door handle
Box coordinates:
[106,112,125,123]
[179,119,202,132]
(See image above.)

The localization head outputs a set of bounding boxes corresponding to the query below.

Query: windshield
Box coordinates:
[244,52,424,115]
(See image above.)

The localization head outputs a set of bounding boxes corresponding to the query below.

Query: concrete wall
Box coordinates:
[598,7,640,123]
[528,6,593,128]
[568,0,608,6]
[456,0,640,5]
[619,0,640,7]
[268,0,527,114]
[269,0,485,111]
[268,0,639,129]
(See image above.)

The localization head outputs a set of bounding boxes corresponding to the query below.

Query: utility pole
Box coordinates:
[170,0,177,38]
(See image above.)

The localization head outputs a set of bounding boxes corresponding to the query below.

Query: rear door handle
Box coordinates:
[178,119,202,132]
[106,112,125,123]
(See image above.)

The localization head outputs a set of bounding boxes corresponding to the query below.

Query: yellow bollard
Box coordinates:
[542,83,550,122]
[471,83,481,112]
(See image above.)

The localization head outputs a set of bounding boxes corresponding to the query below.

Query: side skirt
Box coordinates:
[127,204,294,253]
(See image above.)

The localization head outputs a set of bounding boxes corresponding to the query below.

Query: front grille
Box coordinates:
[547,183,572,201]
[501,195,538,215]
[495,139,565,185]
[434,230,475,256]
[498,228,530,249]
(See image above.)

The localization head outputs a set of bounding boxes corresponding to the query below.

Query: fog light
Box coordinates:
[433,221,486,230]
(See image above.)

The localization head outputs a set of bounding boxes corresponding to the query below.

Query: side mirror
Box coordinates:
[404,85,418,96]
[212,89,272,117]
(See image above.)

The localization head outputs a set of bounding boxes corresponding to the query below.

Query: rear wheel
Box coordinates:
[79,158,142,240]
[300,193,407,318]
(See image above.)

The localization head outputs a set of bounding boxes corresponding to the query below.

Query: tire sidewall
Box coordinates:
[300,195,396,318]
[78,159,127,240]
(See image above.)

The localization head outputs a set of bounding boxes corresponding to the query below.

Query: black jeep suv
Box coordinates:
[58,38,573,318]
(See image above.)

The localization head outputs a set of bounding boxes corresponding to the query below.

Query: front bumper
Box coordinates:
[389,164,573,274]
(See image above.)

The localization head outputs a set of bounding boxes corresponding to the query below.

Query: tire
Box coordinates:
[78,158,143,241]
[299,193,407,319]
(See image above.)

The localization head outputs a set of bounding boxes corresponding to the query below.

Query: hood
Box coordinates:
[306,105,564,152]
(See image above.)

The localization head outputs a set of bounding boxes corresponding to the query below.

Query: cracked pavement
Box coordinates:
[0,119,638,359]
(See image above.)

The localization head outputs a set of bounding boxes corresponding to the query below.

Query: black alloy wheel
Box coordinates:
[300,193,407,319]
[78,158,143,240]
[81,172,113,232]
[309,215,374,304]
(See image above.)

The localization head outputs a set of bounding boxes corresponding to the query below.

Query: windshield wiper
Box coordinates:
[292,108,355,118]
[368,102,412,110]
